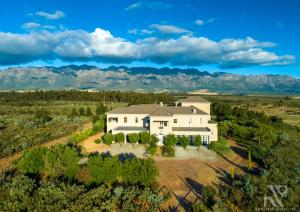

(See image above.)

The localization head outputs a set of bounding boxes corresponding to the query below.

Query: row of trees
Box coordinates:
[71,103,107,117]
[0,90,175,105]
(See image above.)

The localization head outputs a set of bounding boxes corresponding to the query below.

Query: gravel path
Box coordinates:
[175,146,217,160]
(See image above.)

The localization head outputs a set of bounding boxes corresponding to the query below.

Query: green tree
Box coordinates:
[150,134,159,146]
[178,135,189,148]
[115,133,125,143]
[79,107,85,116]
[194,135,202,147]
[163,134,177,147]
[70,108,78,117]
[44,145,80,180]
[87,156,121,184]
[17,147,48,174]
[102,133,114,145]
[248,150,252,170]
[96,103,107,115]
[140,131,150,145]
[127,133,139,144]
[86,107,92,116]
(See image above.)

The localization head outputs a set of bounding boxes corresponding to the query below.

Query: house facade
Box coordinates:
[106,96,218,145]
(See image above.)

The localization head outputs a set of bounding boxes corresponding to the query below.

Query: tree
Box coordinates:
[127,133,139,144]
[79,107,85,116]
[35,109,52,123]
[194,135,202,147]
[115,133,125,143]
[102,133,114,145]
[44,145,80,180]
[86,107,92,116]
[87,156,121,185]
[150,134,159,146]
[96,103,107,115]
[178,135,189,148]
[163,134,177,147]
[70,108,78,117]
[17,147,48,174]
[140,131,150,145]
[248,150,252,170]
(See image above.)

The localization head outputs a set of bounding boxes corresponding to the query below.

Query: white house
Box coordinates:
[106,96,218,145]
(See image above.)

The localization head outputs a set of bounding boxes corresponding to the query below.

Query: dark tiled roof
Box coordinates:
[176,96,210,103]
[114,126,148,131]
[172,127,210,132]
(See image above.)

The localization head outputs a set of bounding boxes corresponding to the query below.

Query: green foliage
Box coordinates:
[94,139,101,144]
[43,145,80,180]
[150,134,159,146]
[247,150,252,170]
[85,107,92,116]
[92,119,105,133]
[17,147,48,174]
[163,134,177,147]
[114,133,125,143]
[79,107,85,116]
[178,135,189,148]
[70,107,78,117]
[122,158,158,186]
[139,131,150,145]
[127,133,139,144]
[162,145,175,157]
[72,129,93,143]
[208,137,231,154]
[194,135,202,146]
[96,103,107,115]
[102,133,114,145]
[35,109,52,124]
[88,156,121,184]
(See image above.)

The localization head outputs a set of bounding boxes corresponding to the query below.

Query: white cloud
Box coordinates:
[0,28,295,68]
[125,2,143,11]
[150,24,191,34]
[35,10,65,20]
[128,28,138,35]
[22,22,41,30]
[125,1,172,11]
[195,19,204,26]
[128,28,154,35]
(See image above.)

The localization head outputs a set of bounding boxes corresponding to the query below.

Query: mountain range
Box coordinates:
[0,65,299,95]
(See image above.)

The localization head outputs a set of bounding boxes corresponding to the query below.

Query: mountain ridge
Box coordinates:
[0,65,299,94]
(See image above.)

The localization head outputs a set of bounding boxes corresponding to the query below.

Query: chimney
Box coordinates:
[160,102,163,107]
[192,108,196,114]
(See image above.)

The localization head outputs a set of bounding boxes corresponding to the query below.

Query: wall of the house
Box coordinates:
[180,102,211,115]
[106,113,149,133]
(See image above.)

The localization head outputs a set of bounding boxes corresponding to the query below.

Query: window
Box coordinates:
[135,117,138,123]
[164,121,167,126]
[124,117,127,123]
[174,119,177,123]
[189,118,192,124]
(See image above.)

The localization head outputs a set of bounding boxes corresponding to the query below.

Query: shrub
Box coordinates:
[147,145,157,156]
[17,147,48,174]
[140,131,150,145]
[127,133,139,144]
[194,135,202,146]
[92,119,105,133]
[102,133,114,145]
[115,133,125,143]
[162,145,175,157]
[150,134,159,146]
[178,135,189,148]
[163,134,177,147]
[94,139,101,144]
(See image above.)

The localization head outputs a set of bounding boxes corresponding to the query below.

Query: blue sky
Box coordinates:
[0,0,299,77]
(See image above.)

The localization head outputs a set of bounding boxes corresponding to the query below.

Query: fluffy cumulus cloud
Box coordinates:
[35,10,65,20]
[0,28,295,68]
